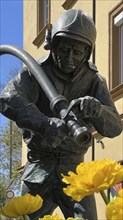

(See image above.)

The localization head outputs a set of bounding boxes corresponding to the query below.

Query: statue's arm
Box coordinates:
[0,68,56,137]
[90,76,122,138]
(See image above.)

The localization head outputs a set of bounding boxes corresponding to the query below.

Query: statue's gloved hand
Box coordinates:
[73,96,102,118]
[15,103,67,147]
[43,117,67,148]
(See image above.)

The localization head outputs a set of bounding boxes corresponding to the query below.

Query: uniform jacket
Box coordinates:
[0,54,122,183]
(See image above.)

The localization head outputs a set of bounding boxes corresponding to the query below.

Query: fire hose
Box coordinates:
[0,44,92,146]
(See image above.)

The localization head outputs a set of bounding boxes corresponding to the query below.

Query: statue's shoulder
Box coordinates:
[87,61,106,82]
[88,61,98,72]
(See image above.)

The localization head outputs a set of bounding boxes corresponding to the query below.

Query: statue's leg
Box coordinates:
[73,195,98,220]
[54,178,98,220]
[21,181,57,220]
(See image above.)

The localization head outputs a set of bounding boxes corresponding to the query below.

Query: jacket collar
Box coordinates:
[38,53,97,82]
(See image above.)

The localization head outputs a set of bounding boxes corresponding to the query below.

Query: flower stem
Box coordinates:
[100,190,109,205]
[23,215,30,220]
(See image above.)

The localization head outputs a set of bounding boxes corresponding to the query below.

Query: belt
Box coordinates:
[27,149,67,163]
[27,149,84,165]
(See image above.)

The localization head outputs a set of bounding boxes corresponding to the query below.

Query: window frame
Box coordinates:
[33,0,51,48]
[114,12,123,84]
[109,1,123,90]
[37,0,50,34]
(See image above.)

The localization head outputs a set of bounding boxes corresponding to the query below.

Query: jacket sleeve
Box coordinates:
[90,74,122,138]
[0,67,51,135]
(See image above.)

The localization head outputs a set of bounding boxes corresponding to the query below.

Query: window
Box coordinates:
[37,0,50,34]
[108,160,123,201]
[33,0,51,48]
[109,2,123,90]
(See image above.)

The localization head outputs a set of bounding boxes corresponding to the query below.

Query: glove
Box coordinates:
[73,96,102,118]
[43,117,67,148]
[15,103,67,147]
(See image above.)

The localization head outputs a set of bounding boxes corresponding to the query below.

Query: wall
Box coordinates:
[23,0,123,219]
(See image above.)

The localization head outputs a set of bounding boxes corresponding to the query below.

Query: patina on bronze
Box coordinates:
[0,45,91,146]
[0,9,122,220]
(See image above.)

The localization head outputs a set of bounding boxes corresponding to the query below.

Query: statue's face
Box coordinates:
[55,38,87,74]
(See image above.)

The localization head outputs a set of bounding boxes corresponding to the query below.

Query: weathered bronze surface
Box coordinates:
[0,9,122,220]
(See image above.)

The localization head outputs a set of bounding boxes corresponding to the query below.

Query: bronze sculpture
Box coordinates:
[0,9,122,219]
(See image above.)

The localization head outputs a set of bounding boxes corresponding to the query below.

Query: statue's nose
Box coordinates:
[67,49,74,62]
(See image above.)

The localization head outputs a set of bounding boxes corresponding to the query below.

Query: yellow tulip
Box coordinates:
[67,218,84,220]
[106,189,123,220]
[0,194,43,218]
[39,214,63,220]
[62,158,123,201]
[39,215,84,220]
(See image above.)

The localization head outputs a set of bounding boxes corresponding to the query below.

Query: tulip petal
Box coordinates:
[62,158,123,201]
[0,194,43,218]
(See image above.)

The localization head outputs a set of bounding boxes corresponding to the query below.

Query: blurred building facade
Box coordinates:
[22,0,123,219]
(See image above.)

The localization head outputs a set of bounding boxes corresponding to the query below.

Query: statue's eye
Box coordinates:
[74,50,83,56]
[61,48,69,53]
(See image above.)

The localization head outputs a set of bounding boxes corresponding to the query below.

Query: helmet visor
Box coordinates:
[54,32,92,47]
